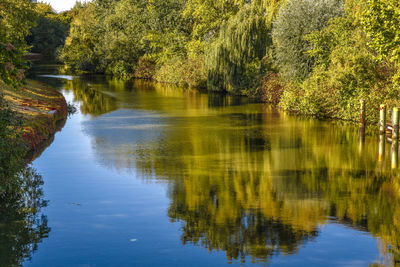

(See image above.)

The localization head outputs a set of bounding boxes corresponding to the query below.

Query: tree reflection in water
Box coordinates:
[0,167,49,267]
[33,73,400,265]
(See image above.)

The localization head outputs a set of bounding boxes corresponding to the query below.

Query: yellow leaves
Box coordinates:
[0,0,37,42]
[34,2,54,16]
[186,40,206,58]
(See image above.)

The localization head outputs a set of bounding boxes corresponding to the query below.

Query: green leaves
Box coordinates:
[183,0,241,43]
[27,3,69,61]
[0,93,26,179]
[60,0,189,77]
[362,0,400,85]
[0,0,36,87]
[0,0,37,46]
[206,1,279,94]
[362,0,400,60]
[272,0,345,81]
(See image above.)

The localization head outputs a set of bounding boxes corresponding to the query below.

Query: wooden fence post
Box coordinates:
[379,104,386,134]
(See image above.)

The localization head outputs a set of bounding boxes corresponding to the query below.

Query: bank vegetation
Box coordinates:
[0,0,68,177]
[57,0,400,124]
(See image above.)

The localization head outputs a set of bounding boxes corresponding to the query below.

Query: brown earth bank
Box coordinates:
[1,79,68,152]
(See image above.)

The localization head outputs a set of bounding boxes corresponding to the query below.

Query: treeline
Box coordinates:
[60,0,275,90]
[25,2,71,61]
[59,0,400,122]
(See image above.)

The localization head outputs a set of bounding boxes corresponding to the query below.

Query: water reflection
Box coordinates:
[63,79,118,116]
[392,141,399,169]
[379,134,386,162]
[0,167,49,266]
[32,70,400,265]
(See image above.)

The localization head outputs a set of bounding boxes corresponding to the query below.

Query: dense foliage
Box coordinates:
[362,0,400,86]
[3,0,400,122]
[60,0,190,78]
[206,1,272,93]
[55,0,400,122]
[0,0,33,174]
[0,0,36,86]
[27,3,69,61]
[0,0,46,179]
[276,0,400,122]
[0,95,25,179]
[272,0,344,81]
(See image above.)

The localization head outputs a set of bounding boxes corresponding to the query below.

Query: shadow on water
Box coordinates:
[0,167,49,267]
[26,116,68,162]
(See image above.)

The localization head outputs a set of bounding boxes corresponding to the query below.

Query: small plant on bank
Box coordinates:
[67,102,78,117]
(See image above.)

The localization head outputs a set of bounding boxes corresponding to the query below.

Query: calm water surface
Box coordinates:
[9,67,400,266]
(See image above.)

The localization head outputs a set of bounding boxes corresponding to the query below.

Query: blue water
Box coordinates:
[16,71,396,266]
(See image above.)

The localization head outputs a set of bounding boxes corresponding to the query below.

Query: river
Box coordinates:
[7,66,400,266]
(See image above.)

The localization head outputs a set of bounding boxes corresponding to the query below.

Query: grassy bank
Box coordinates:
[1,79,67,152]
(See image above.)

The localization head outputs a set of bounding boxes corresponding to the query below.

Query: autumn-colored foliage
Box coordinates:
[1,80,67,151]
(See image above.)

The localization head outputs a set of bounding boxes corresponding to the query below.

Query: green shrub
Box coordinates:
[279,14,397,123]
[0,0,36,87]
[155,56,207,88]
[181,56,207,88]
[154,57,184,85]
[134,56,156,79]
[0,42,27,87]
[272,0,345,81]
[256,72,284,104]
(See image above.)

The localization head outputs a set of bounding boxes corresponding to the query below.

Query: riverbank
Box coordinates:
[1,79,68,151]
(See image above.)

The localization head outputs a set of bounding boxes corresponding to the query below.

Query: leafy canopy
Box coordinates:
[0,0,36,86]
[206,0,281,94]
[362,0,400,84]
[27,3,69,60]
[272,0,345,81]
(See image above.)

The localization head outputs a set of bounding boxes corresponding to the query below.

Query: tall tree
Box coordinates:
[59,2,101,71]
[206,0,282,94]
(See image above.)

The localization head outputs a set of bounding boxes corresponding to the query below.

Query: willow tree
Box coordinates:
[183,0,243,56]
[206,1,282,94]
